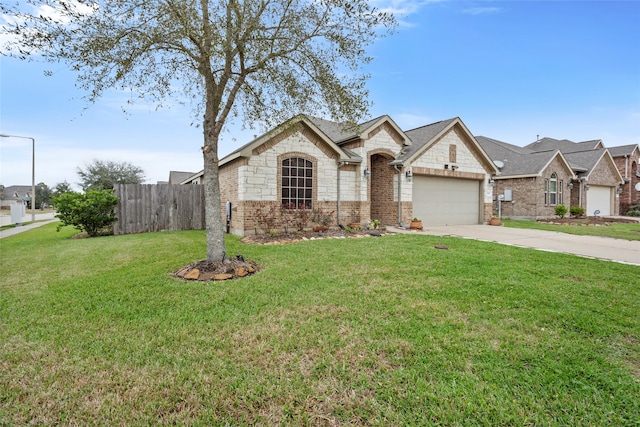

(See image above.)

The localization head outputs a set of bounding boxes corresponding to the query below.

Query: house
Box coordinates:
[608,144,640,213]
[183,115,498,236]
[0,185,32,210]
[167,171,196,185]
[476,136,625,219]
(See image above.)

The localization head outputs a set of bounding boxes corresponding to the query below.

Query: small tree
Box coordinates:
[53,189,118,237]
[77,160,145,191]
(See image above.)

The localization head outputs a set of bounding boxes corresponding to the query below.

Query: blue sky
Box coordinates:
[1,0,639,189]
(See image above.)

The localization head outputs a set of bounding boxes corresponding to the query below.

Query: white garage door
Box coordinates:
[412,176,480,226]
[586,186,612,216]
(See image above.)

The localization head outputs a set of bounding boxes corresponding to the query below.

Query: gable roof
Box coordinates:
[168,171,196,185]
[476,136,574,178]
[0,185,32,201]
[608,144,639,157]
[564,149,624,183]
[219,114,357,167]
[394,118,498,173]
[308,114,410,146]
[525,137,604,153]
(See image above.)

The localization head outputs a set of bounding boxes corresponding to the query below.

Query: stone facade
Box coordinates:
[216,116,495,236]
[409,125,495,223]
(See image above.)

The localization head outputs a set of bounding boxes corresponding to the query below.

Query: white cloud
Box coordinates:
[462,7,502,15]
[1,1,97,54]
[372,0,443,26]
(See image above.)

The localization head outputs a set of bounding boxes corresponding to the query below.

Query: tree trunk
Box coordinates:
[202,111,226,262]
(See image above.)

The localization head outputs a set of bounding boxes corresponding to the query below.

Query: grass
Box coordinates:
[1,224,639,425]
[503,218,640,241]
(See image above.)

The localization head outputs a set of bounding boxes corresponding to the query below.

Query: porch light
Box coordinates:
[584,183,590,191]
[405,169,412,181]
[567,182,573,189]
[617,186,623,194]
[363,168,370,179]
[488,178,495,186]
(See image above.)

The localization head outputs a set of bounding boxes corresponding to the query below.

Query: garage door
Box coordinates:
[586,186,612,216]
[412,176,480,225]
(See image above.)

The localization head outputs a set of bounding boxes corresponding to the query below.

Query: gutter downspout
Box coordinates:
[394,165,403,227]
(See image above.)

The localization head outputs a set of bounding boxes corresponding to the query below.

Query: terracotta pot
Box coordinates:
[489,217,501,226]
[410,220,423,230]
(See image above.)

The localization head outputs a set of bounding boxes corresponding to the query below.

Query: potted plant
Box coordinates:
[489,216,501,226]
[410,217,423,230]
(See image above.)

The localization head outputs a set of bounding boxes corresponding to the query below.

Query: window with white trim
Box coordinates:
[549,173,558,205]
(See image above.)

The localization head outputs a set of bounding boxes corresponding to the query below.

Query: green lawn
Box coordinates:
[503,218,640,241]
[1,224,639,425]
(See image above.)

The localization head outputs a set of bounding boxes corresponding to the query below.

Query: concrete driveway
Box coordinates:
[389,224,640,266]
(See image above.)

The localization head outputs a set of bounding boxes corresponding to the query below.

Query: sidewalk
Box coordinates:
[388,224,640,266]
[0,213,59,239]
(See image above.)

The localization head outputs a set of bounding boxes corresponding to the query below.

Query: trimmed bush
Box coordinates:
[554,204,568,218]
[570,205,585,217]
[52,189,118,237]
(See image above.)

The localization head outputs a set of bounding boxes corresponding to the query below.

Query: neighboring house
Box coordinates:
[608,144,640,212]
[183,115,498,236]
[0,185,32,210]
[476,136,624,219]
[167,171,196,185]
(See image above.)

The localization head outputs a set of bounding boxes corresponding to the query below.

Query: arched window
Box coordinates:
[549,173,558,205]
[281,157,313,209]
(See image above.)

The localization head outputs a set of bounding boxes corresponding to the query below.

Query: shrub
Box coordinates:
[53,189,118,237]
[570,205,585,217]
[554,204,567,218]
[311,208,335,227]
[281,203,312,232]
[253,202,280,234]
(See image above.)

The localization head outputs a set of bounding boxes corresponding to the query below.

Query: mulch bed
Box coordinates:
[241,227,393,245]
[536,216,639,226]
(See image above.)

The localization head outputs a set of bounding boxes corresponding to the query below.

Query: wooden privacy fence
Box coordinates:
[113,184,205,235]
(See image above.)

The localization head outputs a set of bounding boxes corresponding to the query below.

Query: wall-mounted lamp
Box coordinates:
[363,168,370,179]
[405,169,412,181]
[567,182,573,189]
[617,186,623,194]
[584,183,590,191]
[488,178,495,186]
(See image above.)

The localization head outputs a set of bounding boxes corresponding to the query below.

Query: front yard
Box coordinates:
[503,217,640,240]
[1,224,639,425]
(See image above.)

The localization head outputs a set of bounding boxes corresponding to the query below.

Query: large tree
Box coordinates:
[77,159,145,191]
[35,181,52,208]
[1,0,396,262]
